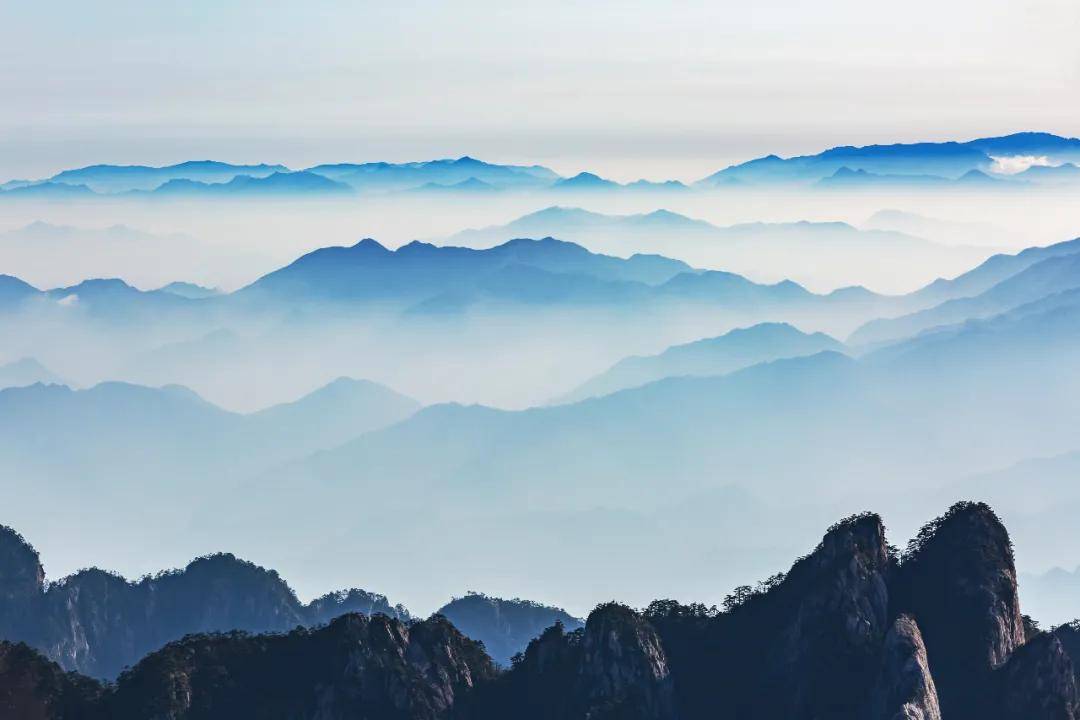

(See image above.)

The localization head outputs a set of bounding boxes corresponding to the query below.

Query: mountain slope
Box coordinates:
[435,594,584,667]
[151,170,353,196]
[559,322,844,402]
[246,377,421,453]
[305,156,559,191]
[699,132,1080,186]
[234,237,694,307]
[0,358,66,389]
[5,503,1077,719]
[48,161,289,192]
[0,523,408,679]
[851,247,1080,344]
[446,207,993,294]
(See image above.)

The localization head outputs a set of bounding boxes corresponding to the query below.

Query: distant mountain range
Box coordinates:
[436,593,584,667]
[0,220,269,291]
[445,206,997,293]
[237,236,694,306]
[0,376,419,477]
[862,209,1013,247]
[850,237,1080,345]
[3,230,1080,617]
[698,131,1080,187]
[4,503,1078,720]
[0,357,66,390]
[197,254,1080,610]
[157,281,221,299]
[49,160,289,192]
[558,322,844,402]
[6,133,1080,197]
[148,170,353,196]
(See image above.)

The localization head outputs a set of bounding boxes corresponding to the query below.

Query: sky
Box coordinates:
[2,0,1079,182]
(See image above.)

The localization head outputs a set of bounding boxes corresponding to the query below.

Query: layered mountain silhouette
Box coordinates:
[229,236,896,323]
[0,357,66,389]
[435,593,584,667]
[0,526,578,681]
[235,237,692,308]
[48,161,289,193]
[1,157,560,196]
[0,377,419,480]
[3,503,1078,719]
[151,171,353,196]
[699,131,1080,186]
[446,207,994,293]
[0,181,99,199]
[218,280,1080,600]
[559,322,843,402]
[550,172,621,190]
[7,133,1080,198]
[157,281,221,299]
[305,156,559,192]
[851,238,1080,344]
[0,221,239,290]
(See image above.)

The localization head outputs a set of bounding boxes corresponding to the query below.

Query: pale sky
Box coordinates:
[2,0,1079,182]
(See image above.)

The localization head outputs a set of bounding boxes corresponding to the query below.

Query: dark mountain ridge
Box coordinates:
[233,237,699,309]
[0,524,407,679]
[3,503,1079,719]
[0,525,580,682]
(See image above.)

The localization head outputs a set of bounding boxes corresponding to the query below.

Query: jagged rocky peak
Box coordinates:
[767,511,892,717]
[638,511,893,719]
[779,511,891,652]
[871,614,941,720]
[575,603,675,719]
[1054,622,1080,674]
[0,525,414,682]
[995,632,1080,720]
[108,612,496,720]
[464,604,676,720]
[0,526,44,641]
[38,568,146,678]
[894,501,1025,718]
[0,525,44,600]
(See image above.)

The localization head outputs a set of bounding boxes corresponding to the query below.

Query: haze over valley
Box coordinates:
[1,134,1080,628]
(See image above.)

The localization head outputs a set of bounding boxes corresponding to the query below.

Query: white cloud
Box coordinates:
[990,155,1054,175]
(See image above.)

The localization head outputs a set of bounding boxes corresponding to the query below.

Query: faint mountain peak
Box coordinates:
[0,358,66,389]
[553,171,620,189]
[436,592,584,667]
[348,237,392,253]
[157,281,221,299]
[560,321,844,402]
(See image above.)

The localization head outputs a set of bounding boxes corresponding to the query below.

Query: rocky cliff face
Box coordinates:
[1,502,1078,720]
[771,512,892,717]
[0,614,495,720]
[870,615,941,720]
[461,603,676,720]
[574,603,675,720]
[995,632,1080,720]
[644,512,893,719]
[893,502,1026,718]
[0,526,407,679]
[107,613,495,720]
[0,527,44,643]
